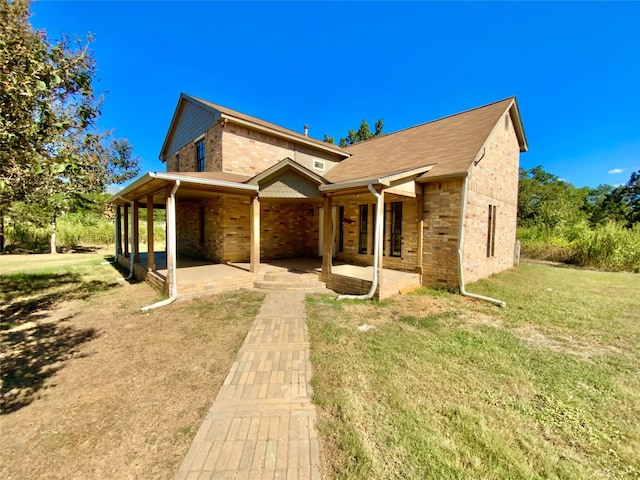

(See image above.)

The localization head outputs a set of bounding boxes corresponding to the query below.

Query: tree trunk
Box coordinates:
[50,215,57,254]
[0,211,4,253]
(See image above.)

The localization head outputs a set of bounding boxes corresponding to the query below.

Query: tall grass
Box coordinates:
[5,214,166,252]
[518,221,640,272]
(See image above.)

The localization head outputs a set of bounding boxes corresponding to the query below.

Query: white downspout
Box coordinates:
[338,184,383,300]
[141,180,180,311]
[457,175,506,308]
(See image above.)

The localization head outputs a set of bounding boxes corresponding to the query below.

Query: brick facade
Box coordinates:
[166,122,223,172]
[421,180,463,287]
[157,97,523,295]
[222,125,296,176]
[332,193,420,273]
[463,113,520,284]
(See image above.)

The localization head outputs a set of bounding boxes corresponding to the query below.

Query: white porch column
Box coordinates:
[322,194,333,274]
[416,189,424,275]
[115,206,122,255]
[166,182,180,297]
[377,189,385,288]
[123,205,129,256]
[146,195,155,272]
[133,200,140,263]
[249,194,260,273]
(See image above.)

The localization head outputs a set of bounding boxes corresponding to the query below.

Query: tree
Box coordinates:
[518,166,587,234]
[323,118,384,147]
[0,0,139,251]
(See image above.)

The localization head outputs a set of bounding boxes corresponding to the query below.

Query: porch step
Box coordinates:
[255,272,326,291]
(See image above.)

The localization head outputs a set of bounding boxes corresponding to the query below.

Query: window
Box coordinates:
[338,206,344,253]
[359,205,368,254]
[390,202,402,257]
[487,204,497,257]
[199,206,205,244]
[196,139,205,172]
[313,159,325,171]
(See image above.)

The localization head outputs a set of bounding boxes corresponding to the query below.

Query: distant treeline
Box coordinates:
[518,167,639,272]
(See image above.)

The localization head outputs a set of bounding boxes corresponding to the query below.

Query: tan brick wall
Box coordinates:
[463,113,520,283]
[260,201,318,259]
[221,124,296,176]
[421,179,463,288]
[220,196,252,262]
[332,194,419,272]
[176,198,223,262]
[166,122,223,172]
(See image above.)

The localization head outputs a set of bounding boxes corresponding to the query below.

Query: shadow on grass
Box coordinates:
[0,273,119,330]
[0,319,97,414]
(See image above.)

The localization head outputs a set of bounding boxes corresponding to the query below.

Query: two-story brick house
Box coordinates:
[110,93,527,300]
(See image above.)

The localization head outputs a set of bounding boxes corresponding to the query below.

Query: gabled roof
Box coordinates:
[160,93,350,160]
[248,157,326,186]
[324,97,527,184]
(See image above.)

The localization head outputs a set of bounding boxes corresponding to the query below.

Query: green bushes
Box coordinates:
[518,222,640,272]
[4,213,166,252]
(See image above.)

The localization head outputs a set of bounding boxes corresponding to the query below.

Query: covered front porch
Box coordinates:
[118,253,420,300]
[110,168,425,301]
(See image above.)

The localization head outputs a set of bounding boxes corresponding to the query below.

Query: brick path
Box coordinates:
[175,291,321,480]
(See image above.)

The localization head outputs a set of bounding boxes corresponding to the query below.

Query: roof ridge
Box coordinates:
[345,96,515,149]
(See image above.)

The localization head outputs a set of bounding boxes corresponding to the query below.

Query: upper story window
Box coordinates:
[196,139,205,172]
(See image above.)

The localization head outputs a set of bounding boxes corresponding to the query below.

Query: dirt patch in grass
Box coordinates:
[0,252,263,479]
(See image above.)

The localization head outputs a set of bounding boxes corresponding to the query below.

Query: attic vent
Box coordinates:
[313,159,325,171]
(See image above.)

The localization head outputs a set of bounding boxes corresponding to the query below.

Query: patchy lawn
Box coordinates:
[307,264,640,479]
[0,252,263,479]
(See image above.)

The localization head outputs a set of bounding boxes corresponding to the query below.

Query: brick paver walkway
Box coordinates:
[175,291,321,480]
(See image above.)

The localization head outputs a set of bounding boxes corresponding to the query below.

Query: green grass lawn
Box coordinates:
[307,264,640,479]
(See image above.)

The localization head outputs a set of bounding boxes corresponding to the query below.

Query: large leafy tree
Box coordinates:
[323,118,384,147]
[518,166,587,233]
[0,0,139,252]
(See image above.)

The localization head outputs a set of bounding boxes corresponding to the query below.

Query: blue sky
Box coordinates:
[30,1,640,189]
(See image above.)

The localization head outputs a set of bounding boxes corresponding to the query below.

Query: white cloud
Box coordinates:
[608,168,624,174]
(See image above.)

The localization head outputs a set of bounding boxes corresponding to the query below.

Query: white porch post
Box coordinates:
[322,194,333,274]
[147,195,155,272]
[416,188,424,276]
[249,194,260,273]
[115,206,122,255]
[133,200,140,263]
[377,189,385,288]
[166,182,180,297]
[123,205,129,257]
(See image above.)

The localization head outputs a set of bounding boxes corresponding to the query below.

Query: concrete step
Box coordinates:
[254,280,327,291]
[262,272,318,282]
[255,272,326,291]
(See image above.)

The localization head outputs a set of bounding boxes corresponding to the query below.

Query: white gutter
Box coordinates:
[108,172,258,204]
[338,184,383,300]
[320,178,389,193]
[457,175,506,308]
[141,180,181,311]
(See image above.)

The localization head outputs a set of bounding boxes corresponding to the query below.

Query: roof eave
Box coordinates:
[109,171,258,205]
